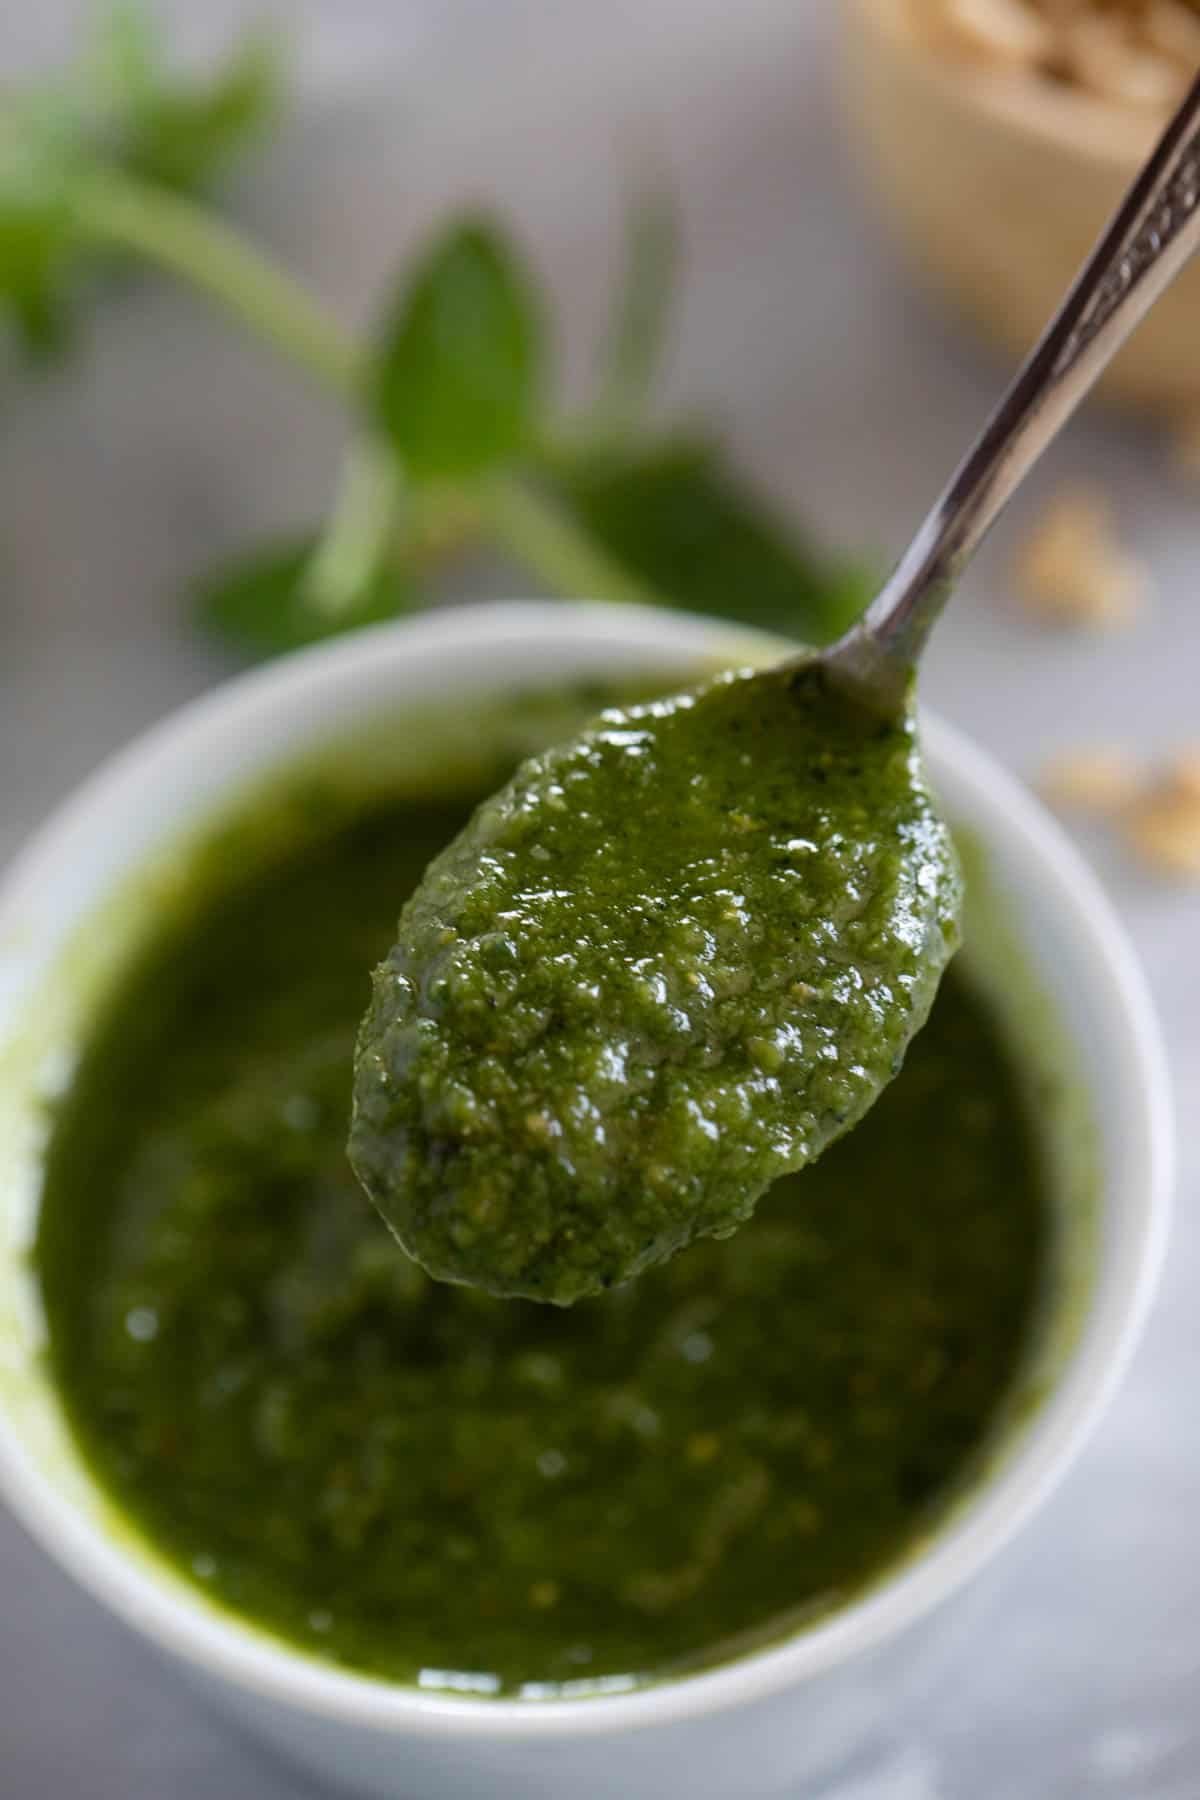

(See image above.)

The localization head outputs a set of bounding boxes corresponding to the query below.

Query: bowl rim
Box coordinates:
[0,600,1173,1741]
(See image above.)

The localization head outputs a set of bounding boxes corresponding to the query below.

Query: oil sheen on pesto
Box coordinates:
[36,783,1045,1698]
[351,667,962,1304]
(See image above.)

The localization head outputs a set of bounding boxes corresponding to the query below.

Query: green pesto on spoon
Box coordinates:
[351,80,1200,1304]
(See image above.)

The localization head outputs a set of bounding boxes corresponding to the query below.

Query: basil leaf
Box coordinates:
[194,535,416,660]
[103,30,280,198]
[0,192,77,356]
[548,439,875,644]
[0,14,280,361]
[0,93,81,353]
[88,3,166,121]
[371,219,544,482]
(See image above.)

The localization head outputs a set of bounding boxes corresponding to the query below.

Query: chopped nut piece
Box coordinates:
[911,1,1200,109]
[1014,486,1150,629]
[1128,796,1200,875]
[1168,748,1200,802]
[1127,758,1200,878]
[1040,746,1141,814]
[941,0,1056,64]
[1062,16,1183,110]
[1040,736,1200,880]
[1143,0,1200,66]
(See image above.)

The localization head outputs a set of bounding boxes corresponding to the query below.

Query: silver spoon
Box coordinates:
[352,77,1200,1306]
[824,72,1200,715]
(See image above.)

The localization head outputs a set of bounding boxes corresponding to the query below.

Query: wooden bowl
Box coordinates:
[842,0,1200,421]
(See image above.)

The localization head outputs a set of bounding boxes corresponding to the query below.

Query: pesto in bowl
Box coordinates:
[34,714,1047,1698]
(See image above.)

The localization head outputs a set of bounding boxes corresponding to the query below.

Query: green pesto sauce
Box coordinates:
[36,784,1046,1698]
[351,668,962,1304]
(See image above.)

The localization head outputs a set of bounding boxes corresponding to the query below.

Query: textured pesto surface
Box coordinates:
[351,668,962,1303]
[35,786,1044,1697]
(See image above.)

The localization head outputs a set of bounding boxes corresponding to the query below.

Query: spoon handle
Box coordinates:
[828,72,1200,707]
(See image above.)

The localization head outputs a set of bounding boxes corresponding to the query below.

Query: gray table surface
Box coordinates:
[2,5,1198,1795]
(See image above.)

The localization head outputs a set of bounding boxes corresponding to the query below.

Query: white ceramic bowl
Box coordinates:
[0,603,1172,1800]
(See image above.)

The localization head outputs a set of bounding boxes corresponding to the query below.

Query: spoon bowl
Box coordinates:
[350,658,960,1303]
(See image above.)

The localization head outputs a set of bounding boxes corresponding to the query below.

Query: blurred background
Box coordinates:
[2,3,1198,1795]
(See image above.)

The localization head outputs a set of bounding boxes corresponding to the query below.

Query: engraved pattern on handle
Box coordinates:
[1053,134,1200,376]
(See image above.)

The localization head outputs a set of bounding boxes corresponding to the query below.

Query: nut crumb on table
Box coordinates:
[1041,743,1200,880]
[1014,487,1150,630]
[1127,752,1200,876]
[937,0,1056,64]
[1039,747,1141,815]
